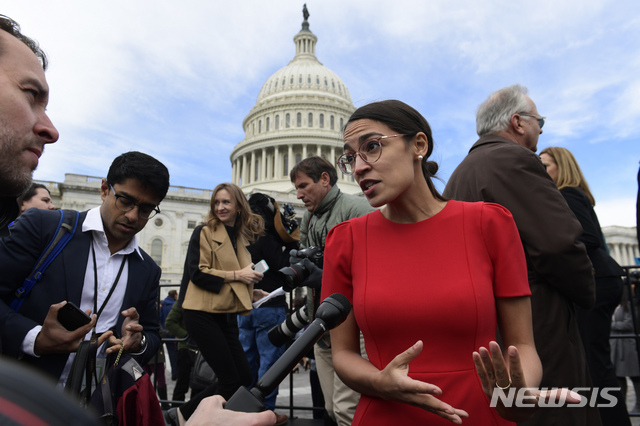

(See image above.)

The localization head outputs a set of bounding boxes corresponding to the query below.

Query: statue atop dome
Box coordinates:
[303,4,309,21]
[302,4,310,30]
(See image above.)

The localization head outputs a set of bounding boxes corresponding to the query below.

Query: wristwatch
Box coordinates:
[138,333,147,351]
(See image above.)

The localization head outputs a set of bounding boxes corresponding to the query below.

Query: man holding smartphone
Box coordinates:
[0,152,169,385]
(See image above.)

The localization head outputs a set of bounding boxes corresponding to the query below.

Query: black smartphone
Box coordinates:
[57,302,91,331]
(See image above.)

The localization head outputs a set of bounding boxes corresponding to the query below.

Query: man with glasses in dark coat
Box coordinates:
[445,84,601,426]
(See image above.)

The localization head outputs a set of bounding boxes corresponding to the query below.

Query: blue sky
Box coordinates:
[5,0,639,227]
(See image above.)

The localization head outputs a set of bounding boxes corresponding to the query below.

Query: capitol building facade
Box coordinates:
[38,11,639,290]
[39,11,364,290]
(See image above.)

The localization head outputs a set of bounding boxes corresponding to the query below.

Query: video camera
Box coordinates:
[278,246,323,291]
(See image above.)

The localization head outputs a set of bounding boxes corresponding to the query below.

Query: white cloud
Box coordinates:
[4,0,640,227]
[595,198,637,228]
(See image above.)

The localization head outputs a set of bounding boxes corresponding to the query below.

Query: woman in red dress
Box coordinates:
[321,100,557,424]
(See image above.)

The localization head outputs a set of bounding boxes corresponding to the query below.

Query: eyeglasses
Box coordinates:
[109,184,160,219]
[518,113,546,129]
[336,134,408,175]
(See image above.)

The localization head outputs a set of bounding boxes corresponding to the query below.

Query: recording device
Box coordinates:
[225,293,351,413]
[278,246,323,291]
[268,304,311,347]
[57,302,91,331]
[282,203,296,220]
[281,203,298,234]
[252,259,269,274]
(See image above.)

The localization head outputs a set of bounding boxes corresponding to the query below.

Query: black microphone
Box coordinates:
[225,293,351,413]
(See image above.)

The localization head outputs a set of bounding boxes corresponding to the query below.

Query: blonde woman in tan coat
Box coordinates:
[170,183,266,424]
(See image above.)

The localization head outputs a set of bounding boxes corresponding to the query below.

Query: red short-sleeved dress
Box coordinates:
[321,201,531,425]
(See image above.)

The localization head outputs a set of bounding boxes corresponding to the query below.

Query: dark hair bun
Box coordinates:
[425,160,439,176]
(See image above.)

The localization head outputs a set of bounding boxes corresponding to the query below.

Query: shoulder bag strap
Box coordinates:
[10,210,80,312]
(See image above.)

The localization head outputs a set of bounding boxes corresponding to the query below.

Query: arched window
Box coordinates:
[319,114,324,128]
[299,75,302,83]
[340,117,344,129]
[283,154,289,175]
[297,113,301,127]
[266,117,270,131]
[258,120,262,133]
[286,113,291,128]
[151,239,163,265]
[330,115,335,130]
[275,115,280,130]
[308,75,311,83]
[308,113,313,127]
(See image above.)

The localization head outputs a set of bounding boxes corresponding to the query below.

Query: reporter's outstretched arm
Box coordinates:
[186,395,276,426]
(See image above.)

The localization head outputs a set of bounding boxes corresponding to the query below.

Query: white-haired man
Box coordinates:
[445,85,601,426]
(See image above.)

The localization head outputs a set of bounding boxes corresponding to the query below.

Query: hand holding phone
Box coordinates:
[57,302,91,331]
[253,259,269,274]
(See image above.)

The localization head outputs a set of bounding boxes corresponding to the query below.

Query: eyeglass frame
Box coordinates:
[336,134,409,175]
[108,183,160,219]
[517,112,546,129]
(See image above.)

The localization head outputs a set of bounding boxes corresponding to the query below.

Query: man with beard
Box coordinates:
[0,15,58,236]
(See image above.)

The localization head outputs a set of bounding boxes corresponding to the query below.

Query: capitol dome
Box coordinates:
[230,10,359,202]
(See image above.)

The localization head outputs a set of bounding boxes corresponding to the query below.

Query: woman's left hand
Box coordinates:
[252,289,269,302]
[236,264,263,285]
[473,341,582,422]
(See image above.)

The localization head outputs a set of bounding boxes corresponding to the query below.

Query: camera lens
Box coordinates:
[278,262,310,291]
[268,305,311,347]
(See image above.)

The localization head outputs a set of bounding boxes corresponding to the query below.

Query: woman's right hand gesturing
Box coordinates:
[376,340,469,424]
[234,264,263,285]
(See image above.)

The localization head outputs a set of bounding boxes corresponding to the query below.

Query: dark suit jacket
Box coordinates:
[560,186,624,278]
[445,135,600,426]
[0,208,160,382]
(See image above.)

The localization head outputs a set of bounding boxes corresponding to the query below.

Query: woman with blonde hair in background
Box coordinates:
[166,183,272,425]
[540,147,630,425]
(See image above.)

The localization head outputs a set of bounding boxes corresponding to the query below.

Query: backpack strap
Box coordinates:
[10,209,80,312]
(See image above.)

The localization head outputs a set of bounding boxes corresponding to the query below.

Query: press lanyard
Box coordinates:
[90,242,127,336]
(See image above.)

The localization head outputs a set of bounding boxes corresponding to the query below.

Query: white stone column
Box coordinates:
[288,145,293,177]
[231,159,236,184]
[317,145,322,156]
[275,146,280,178]
[241,154,247,186]
[614,244,622,265]
[302,144,307,159]
[250,151,256,184]
[261,148,267,182]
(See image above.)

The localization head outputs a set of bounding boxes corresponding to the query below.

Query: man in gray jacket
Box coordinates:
[445,84,600,425]
[290,156,373,426]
